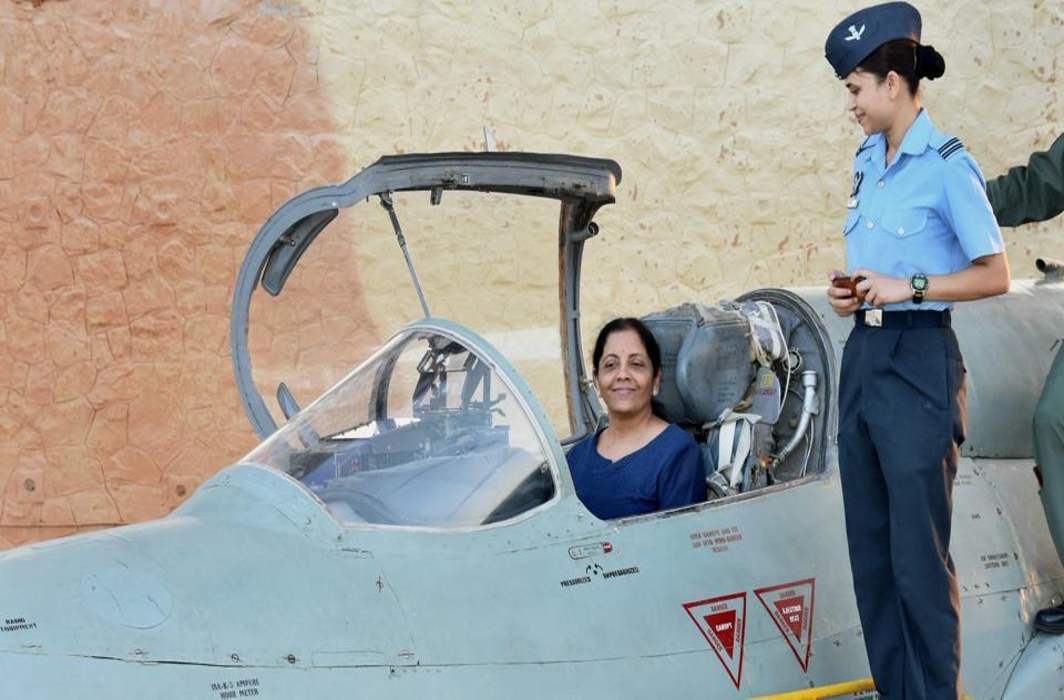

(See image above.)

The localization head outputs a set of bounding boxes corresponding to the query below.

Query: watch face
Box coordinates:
[912,275,928,291]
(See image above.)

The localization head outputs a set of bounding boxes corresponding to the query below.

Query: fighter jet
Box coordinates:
[1,153,1061,699]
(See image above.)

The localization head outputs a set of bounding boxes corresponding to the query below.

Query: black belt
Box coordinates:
[855,309,951,329]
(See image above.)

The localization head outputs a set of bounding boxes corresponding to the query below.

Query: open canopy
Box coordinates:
[231,152,621,440]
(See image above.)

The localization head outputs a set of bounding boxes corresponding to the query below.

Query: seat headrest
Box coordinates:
[643,303,755,425]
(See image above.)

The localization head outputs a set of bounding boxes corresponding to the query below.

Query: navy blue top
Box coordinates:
[567,424,706,520]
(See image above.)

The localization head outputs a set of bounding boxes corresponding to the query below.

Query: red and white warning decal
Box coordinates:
[682,592,747,689]
[754,578,816,672]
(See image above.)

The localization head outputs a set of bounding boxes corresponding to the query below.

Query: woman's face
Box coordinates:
[844,69,899,135]
[595,329,659,420]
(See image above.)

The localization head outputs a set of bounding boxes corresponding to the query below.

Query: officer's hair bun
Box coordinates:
[915,44,945,81]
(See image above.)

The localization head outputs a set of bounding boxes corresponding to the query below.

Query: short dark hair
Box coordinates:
[591,317,662,378]
[857,39,945,94]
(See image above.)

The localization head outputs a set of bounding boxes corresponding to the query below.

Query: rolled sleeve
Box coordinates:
[941,156,1006,262]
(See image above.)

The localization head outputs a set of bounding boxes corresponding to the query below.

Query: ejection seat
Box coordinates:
[643,301,792,499]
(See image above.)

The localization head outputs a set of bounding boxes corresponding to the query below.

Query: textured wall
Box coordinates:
[1,0,1060,548]
[0,0,373,548]
[313,0,1062,334]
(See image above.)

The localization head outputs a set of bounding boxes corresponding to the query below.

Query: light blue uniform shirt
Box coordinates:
[843,109,1005,311]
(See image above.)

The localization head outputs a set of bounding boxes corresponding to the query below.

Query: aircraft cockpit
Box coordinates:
[245,323,557,528]
[230,152,835,528]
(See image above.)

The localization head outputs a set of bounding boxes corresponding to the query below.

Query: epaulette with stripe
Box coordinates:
[937,137,965,161]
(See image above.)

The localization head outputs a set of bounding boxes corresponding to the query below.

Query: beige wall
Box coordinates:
[1,0,1060,548]
[315,0,1062,331]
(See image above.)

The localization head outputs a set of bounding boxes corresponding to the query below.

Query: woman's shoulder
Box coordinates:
[922,132,988,196]
[656,423,699,451]
[651,425,702,481]
[565,430,603,476]
[568,429,601,455]
[928,132,976,167]
[920,117,982,171]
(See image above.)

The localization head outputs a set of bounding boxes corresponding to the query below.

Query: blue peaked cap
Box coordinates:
[825,2,922,79]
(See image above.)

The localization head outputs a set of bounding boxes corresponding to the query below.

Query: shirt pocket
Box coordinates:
[842,209,860,236]
[880,208,929,239]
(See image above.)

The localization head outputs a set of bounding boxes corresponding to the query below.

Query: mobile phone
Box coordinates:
[831,274,866,300]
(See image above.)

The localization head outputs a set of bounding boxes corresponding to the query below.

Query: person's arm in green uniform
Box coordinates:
[986,133,1064,226]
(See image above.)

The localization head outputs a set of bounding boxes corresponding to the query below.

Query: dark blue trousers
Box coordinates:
[838,319,965,700]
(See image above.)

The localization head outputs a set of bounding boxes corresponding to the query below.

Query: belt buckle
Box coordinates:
[865,309,883,327]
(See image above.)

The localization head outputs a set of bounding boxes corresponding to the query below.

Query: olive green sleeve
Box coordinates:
[986,133,1064,227]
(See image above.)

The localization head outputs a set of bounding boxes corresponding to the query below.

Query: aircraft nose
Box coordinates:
[0,551,53,695]
[0,530,194,698]
[0,551,50,652]
[0,529,181,659]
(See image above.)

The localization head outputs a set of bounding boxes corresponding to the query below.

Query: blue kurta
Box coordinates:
[566,424,705,520]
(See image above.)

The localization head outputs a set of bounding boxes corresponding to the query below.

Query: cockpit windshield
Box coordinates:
[244,325,557,528]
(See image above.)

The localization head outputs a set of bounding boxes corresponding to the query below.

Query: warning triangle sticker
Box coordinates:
[683,592,747,689]
[754,578,816,672]
[774,596,804,639]
[704,609,737,657]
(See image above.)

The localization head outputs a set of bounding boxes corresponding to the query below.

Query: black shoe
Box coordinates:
[1034,604,1064,634]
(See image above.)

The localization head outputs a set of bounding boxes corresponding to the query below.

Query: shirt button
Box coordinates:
[877,180,885,188]
[866,221,874,229]
[897,227,905,235]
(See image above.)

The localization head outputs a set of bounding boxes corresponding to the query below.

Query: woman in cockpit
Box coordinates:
[567,318,706,519]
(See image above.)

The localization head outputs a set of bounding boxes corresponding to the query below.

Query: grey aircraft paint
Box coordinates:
[0,153,1061,699]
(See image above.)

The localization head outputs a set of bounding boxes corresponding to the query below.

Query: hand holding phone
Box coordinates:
[831,274,867,302]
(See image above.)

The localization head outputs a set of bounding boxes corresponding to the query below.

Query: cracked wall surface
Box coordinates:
[1,0,1061,548]
[0,0,373,548]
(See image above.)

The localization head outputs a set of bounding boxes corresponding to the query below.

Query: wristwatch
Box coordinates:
[910,273,929,304]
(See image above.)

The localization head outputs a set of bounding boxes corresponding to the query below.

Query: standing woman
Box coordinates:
[823,3,1009,698]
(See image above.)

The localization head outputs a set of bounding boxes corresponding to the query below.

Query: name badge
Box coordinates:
[848,171,864,210]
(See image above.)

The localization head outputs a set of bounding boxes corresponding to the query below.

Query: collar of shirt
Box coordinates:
[862,109,935,176]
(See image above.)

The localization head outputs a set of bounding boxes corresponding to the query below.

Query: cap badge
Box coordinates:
[845,24,866,41]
